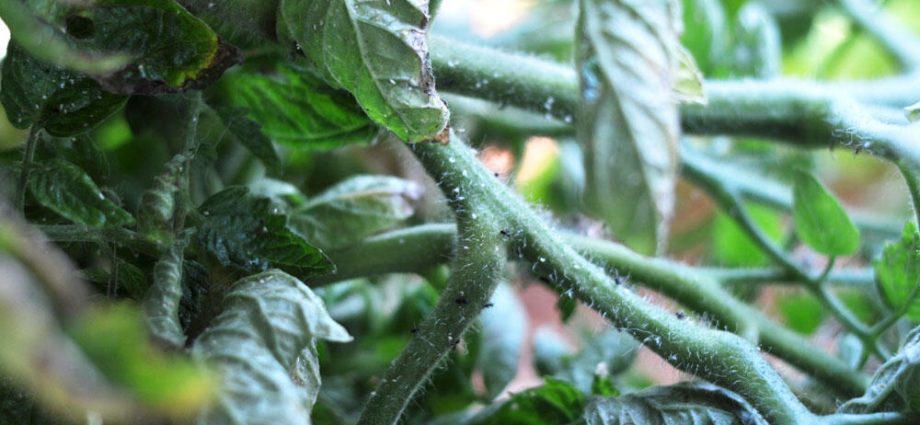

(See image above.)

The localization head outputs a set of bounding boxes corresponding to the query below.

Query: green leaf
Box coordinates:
[28,158,134,227]
[143,238,189,349]
[192,270,351,425]
[681,0,729,75]
[874,222,920,321]
[905,101,920,123]
[839,324,920,413]
[72,0,239,94]
[712,203,783,267]
[584,382,767,424]
[197,186,335,280]
[777,292,826,335]
[792,171,860,256]
[212,106,281,174]
[289,175,422,250]
[477,283,528,399]
[281,0,450,142]
[533,326,574,377]
[219,62,377,151]
[576,0,683,254]
[465,378,586,425]
[1,42,128,136]
[71,304,217,419]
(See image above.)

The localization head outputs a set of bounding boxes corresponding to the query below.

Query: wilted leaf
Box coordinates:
[477,283,528,399]
[143,238,189,348]
[289,175,422,250]
[576,0,682,254]
[792,171,860,256]
[584,382,767,424]
[219,63,377,151]
[281,0,450,142]
[465,378,586,425]
[71,304,217,418]
[1,43,128,136]
[197,186,334,280]
[213,106,281,174]
[29,158,134,227]
[839,324,920,413]
[192,270,351,425]
[874,222,920,321]
[136,153,184,238]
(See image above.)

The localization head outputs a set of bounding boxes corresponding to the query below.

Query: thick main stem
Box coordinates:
[409,137,817,424]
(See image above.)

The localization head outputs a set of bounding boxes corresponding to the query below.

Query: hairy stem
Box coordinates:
[357,137,508,425]
[408,136,817,424]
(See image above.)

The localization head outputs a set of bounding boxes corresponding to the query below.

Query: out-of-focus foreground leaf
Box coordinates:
[192,270,352,425]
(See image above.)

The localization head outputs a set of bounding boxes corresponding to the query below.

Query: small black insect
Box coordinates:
[614,273,627,285]
[499,229,512,238]
[494,172,500,177]
[483,302,495,309]
[455,296,469,306]
[675,311,685,320]
[410,327,419,334]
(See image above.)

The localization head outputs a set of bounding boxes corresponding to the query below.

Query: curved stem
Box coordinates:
[357,138,509,425]
[408,136,818,424]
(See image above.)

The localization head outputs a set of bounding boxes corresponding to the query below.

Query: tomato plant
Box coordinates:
[1,0,920,424]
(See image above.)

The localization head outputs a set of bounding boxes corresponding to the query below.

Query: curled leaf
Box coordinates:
[193,270,351,425]
[281,0,450,142]
[839,325,920,413]
[143,237,189,348]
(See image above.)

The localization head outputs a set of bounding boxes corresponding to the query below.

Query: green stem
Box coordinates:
[824,412,919,425]
[15,128,39,214]
[407,137,817,424]
[430,38,920,167]
[38,225,164,255]
[356,137,509,425]
[706,266,874,288]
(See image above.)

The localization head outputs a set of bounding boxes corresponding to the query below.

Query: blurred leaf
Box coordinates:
[792,171,860,256]
[477,283,528,399]
[777,293,825,335]
[74,0,239,94]
[192,270,351,425]
[711,203,782,267]
[212,106,281,174]
[905,101,920,123]
[136,153,184,239]
[197,186,334,280]
[733,3,782,78]
[874,222,920,321]
[584,382,767,424]
[553,328,638,395]
[674,45,707,104]
[289,176,422,250]
[281,0,450,142]
[0,0,130,75]
[1,43,128,136]
[29,158,134,227]
[577,0,682,254]
[465,378,586,425]
[533,326,574,377]
[143,238,189,348]
[71,304,216,418]
[219,63,377,151]
[839,325,920,413]
[681,0,729,75]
